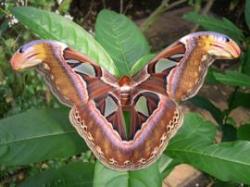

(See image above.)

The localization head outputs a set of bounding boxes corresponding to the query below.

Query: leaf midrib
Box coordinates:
[104,16,130,73]
[168,147,250,167]
[15,10,60,40]
[186,13,242,37]
[213,72,250,87]
[0,129,77,146]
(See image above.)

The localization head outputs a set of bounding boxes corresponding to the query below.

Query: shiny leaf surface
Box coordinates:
[19,161,94,187]
[0,108,86,166]
[93,161,162,187]
[183,11,244,42]
[167,113,250,184]
[207,70,250,87]
[95,9,150,76]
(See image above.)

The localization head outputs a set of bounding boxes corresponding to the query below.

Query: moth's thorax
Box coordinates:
[118,76,131,86]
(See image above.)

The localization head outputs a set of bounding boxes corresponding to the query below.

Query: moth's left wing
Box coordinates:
[136,32,240,101]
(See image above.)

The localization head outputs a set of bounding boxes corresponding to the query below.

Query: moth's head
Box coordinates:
[180,32,241,59]
[10,40,67,71]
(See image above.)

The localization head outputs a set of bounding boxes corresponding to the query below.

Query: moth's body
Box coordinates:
[10,32,240,171]
[117,76,133,107]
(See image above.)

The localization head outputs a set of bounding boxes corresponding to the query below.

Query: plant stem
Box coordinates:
[120,0,123,13]
[141,0,187,32]
[223,86,239,126]
[191,0,215,32]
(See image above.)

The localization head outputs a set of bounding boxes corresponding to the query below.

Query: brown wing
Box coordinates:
[133,41,186,95]
[70,91,183,171]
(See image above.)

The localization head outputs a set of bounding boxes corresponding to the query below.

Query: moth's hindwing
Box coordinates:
[69,92,183,171]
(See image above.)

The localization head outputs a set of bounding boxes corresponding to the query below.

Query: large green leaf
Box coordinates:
[183,11,244,42]
[19,161,94,187]
[237,124,250,141]
[158,155,180,179]
[0,108,86,166]
[189,96,223,124]
[95,9,150,76]
[167,113,217,149]
[221,124,237,142]
[228,91,250,110]
[241,47,250,74]
[93,161,162,187]
[245,0,250,30]
[168,141,250,184]
[11,7,118,76]
[206,69,250,87]
[167,113,250,184]
[129,53,155,76]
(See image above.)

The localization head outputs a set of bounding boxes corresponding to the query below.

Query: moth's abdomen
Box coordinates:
[120,89,131,107]
[118,76,133,107]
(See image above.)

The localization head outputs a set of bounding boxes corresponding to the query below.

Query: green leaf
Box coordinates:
[158,155,179,178]
[58,0,72,14]
[129,53,155,76]
[189,96,223,124]
[169,141,250,184]
[228,91,250,110]
[167,113,217,149]
[93,161,162,187]
[221,124,237,142]
[245,0,250,30]
[206,69,250,87]
[19,161,94,187]
[183,11,244,42]
[11,6,118,76]
[213,180,238,187]
[0,108,86,166]
[167,113,250,184]
[237,124,250,141]
[95,9,150,76]
[241,47,250,74]
[0,20,9,36]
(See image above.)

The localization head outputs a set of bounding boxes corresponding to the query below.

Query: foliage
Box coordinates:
[11,7,117,76]
[183,11,244,42]
[0,1,250,186]
[0,107,86,166]
[95,9,150,76]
